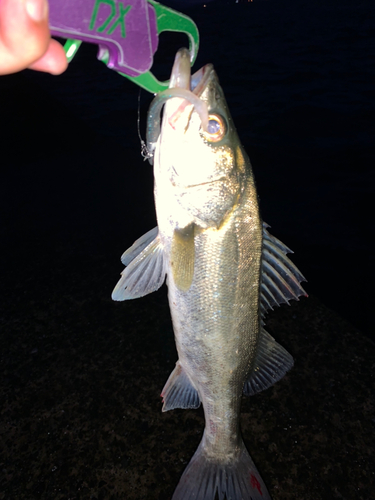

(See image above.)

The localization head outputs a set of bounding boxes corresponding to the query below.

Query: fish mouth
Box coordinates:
[146,48,213,163]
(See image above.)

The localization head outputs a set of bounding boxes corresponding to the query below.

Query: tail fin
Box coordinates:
[172,440,271,500]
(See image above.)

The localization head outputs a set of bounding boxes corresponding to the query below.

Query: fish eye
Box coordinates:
[202,114,226,142]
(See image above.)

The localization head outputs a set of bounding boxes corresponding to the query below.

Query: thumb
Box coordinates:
[0,0,50,74]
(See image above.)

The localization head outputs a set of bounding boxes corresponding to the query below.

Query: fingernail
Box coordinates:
[25,0,48,22]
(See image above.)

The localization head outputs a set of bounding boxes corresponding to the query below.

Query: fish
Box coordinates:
[112,47,307,500]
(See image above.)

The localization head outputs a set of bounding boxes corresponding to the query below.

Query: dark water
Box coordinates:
[1,0,374,338]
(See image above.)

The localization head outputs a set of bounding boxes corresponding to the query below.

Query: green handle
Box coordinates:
[62,1,199,94]
[150,0,199,66]
[123,0,199,93]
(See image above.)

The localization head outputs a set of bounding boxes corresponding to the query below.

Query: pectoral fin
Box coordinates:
[243,328,294,396]
[112,229,166,301]
[121,226,158,266]
[170,223,196,292]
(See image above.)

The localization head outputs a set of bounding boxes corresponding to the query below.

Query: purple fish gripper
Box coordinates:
[49,0,200,93]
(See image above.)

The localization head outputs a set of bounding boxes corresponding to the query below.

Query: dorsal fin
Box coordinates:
[243,328,294,396]
[260,224,307,317]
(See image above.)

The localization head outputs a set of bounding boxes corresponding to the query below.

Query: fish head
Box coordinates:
[151,48,248,229]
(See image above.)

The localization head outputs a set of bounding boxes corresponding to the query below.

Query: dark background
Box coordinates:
[1,0,374,499]
[1,0,374,338]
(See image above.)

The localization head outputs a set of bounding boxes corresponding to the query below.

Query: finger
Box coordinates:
[0,0,50,74]
[29,38,68,74]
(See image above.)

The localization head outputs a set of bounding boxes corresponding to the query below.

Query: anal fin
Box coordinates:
[161,361,201,412]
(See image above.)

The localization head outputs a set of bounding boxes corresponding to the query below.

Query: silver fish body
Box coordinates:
[113,48,307,500]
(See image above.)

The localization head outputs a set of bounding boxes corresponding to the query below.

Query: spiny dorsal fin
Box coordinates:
[161,361,201,412]
[260,224,307,317]
[243,328,294,396]
[171,223,196,292]
[112,228,166,301]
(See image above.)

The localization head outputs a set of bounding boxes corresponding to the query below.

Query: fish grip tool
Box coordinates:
[48,0,200,93]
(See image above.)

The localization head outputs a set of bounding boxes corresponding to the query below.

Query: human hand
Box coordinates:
[0,0,68,75]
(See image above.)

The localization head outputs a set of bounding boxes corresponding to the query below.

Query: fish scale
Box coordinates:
[167,186,263,461]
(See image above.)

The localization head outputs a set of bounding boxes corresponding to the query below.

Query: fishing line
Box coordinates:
[137,89,153,162]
